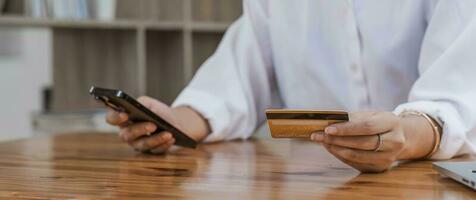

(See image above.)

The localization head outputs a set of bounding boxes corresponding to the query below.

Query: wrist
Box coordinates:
[397,115,421,160]
[397,113,440,160]
[397,116,414,160]
[172,106,211,142]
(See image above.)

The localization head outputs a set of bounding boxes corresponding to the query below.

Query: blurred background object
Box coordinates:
[0,0,5,13]
[91,0,116,21]
[0,0,243,141]
[0,27,51,141]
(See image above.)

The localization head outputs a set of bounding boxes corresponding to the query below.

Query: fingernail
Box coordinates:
[163,133,172,140]
[119,133,125,141]
[140,141,147,148]
[119,112,128,120]
[315,133,324,141]
[146,124,156,132]
[311,133,324,142]
[325,126,338,135]
[120,132,128,141]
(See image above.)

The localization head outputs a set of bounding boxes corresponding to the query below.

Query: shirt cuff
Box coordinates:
[393,101,469,160]
[172,88,230,143]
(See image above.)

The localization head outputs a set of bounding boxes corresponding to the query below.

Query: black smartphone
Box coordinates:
[89,86,197,148]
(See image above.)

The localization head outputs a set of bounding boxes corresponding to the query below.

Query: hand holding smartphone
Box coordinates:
[90,86,197,148]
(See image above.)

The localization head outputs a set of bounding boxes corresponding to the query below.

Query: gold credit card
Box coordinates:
[266,109,349,138]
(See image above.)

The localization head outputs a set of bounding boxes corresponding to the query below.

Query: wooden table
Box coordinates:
[0,133,474,199]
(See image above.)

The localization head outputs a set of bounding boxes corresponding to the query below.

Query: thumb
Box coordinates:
[137,96,174,121]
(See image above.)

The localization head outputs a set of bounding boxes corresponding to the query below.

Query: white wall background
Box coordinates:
[0,28,51,141]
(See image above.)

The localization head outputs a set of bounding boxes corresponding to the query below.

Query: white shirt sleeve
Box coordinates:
[172,0,280,142]
[394,1,476,159]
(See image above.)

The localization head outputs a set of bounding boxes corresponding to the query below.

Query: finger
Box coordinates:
[137,96,169,115]
[119,122,157,142]
[137,96,157,109]
[310,131,325,140]
[324,144,386,173]
[149,138,176,154]
[324,144,395,169]
[323,144,378,172]
[106,108,129,125]
[326,112,398,136]
[118,120,133,129]
[311,132,380,151]
[131,132,173,152]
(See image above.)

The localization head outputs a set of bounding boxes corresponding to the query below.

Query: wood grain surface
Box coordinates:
[0,133,474,199]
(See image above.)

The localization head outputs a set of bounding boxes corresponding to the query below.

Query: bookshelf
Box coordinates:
[0,0,242,111]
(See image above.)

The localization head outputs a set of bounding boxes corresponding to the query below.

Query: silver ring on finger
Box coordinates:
[373,134,383,152]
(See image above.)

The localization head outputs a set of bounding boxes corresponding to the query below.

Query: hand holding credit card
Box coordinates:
[266,109,349,138]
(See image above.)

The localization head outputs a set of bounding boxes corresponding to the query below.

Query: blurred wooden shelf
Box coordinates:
[0,16,140,29]
[0,0,242,112]
[0,16,232,32]
[190,22,230,32]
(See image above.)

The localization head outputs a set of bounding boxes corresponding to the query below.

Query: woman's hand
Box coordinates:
[106,96,210,154]
[310,112,412,173]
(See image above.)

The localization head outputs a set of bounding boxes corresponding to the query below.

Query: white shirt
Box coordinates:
[173,0,476,159]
